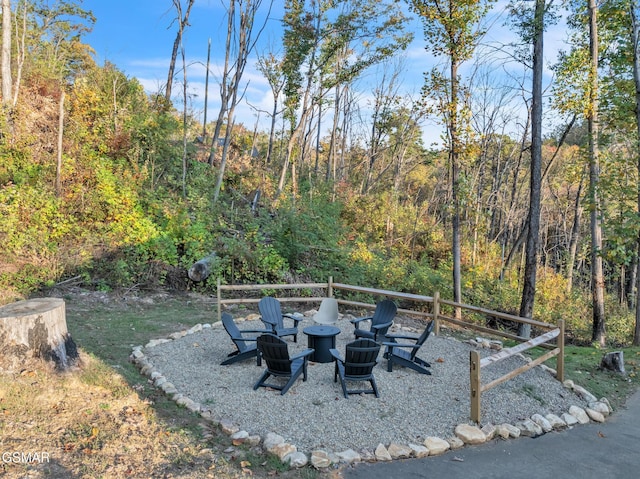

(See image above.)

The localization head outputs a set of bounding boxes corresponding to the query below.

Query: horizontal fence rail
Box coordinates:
[216,277,564,422]
[470,321,565,423]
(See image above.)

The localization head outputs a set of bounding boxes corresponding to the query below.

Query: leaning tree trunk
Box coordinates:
[0,298,79,371]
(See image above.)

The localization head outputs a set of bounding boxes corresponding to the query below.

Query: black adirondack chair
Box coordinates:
[253,334,314,395]
[258,296,303,342]
[220,313,270,366]
[383,320,435,375]
[351,299,397,342]
[329,338,381,398]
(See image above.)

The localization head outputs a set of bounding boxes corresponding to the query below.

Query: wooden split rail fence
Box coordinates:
[216,277,565,423]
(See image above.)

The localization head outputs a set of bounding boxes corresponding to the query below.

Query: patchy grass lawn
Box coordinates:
[1,290,326,478]
[560,345,640,410]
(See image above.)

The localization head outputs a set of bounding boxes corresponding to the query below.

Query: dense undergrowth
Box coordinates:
[0,65,637,348]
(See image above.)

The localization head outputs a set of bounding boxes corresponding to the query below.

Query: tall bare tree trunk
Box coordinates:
[208,0,234,168]
[588,0,606,346]
[202,38,211,142]
[1,0,12,108]
[451,59,462,314]
[55,91,65,196]
[566,172,584,294]
[518,0,545,338]
[630,2,640,346]
[166,0,195,104]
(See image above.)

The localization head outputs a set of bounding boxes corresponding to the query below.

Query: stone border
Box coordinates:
[129,315,612,470]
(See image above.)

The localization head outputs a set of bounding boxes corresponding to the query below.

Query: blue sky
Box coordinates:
[84,0,569,146]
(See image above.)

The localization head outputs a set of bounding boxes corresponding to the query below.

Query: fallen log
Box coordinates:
[188,253,218,282]
[0,298,79,371]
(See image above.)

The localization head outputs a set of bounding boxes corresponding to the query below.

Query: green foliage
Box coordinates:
[215,222,289,285]
[4,9,640,355]
[267,188,348,278]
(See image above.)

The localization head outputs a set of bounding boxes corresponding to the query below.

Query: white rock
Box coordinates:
[517,419,543,437]
[573,385,598,403]
[145,338,171,348]
[423,437,450,455]
[502,423,521,438]
[569,406,590,424]
[447,436,465,449]
[408,443,429,458]
[388,443,412,459]
[186,324,203,335]
[588,401,610,416]
[285,451,308,468]
[599,397,612,412]
[130,349,144,360]
[481,423,497,440]
[455,424,486,445]
[154,376,167,387]
[310,450,332,469]
[495,424,511,439]
[230,431,249,442]
[263,432,285,450]
[531,414,553,433]
[246,435,261,446]
[561,413,579,426]
[586,408,605,423]
[270,443,297,461]
[187,400,201,413]
[219,419,240,435]
[545,414,567,430]
[336,449,361,464]
[374,444,392,461]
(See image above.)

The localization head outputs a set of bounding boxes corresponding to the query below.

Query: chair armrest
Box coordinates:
[371,320,393,332]
[329,348,343,363]
[232,328,271,341]
[283,313,303,326]
[382,341,420,351]
[350,316,373,326]
[231,336,259,342]
[291,348,315,361]
[384,333,419,342]
[239,328,272,335]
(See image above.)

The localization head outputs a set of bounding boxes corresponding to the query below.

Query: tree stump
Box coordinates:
[600,351,625,374]
[0,298,79,371]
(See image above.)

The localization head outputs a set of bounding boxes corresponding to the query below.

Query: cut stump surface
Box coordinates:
[0,298,79,371]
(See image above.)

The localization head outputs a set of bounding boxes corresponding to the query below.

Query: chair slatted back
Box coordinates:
[344,339,380,379]
[370,299,397,336]
[258,297,284,329]
[410,320,435,360]
[257,334,292,376]
[222,313,248,352]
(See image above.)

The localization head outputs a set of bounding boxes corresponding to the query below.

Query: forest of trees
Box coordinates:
[2,0,640,347]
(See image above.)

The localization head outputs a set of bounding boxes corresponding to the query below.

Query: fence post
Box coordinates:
[328,276,333,297]
[557,318,565,382]
[470,350,481,423]
[217,277,222,323]
[433,291,440,335]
